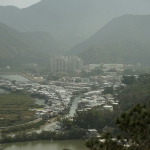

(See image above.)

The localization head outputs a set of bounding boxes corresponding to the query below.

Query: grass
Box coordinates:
[0,94,40,127]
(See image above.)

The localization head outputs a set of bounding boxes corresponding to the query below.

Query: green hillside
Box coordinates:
[79,40,150,64]
[70,14,150,65]
[0,22,65,66]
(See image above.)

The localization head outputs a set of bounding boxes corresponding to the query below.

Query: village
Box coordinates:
[0,61,142,150]
[0,63,130,134]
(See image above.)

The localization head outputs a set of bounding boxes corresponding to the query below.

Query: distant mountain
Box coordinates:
[69,14,150,65]
[17,31,66,56]
[0,22,65,66]
[0,0,150,47]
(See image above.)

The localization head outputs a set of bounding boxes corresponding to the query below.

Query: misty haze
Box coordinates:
[0,0,150,150]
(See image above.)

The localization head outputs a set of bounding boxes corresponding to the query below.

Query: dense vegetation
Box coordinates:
[119,74,150,111]
[0,126,86,143]
[61,107,120,134]
[86,101,150,150]
[0,94,40,127]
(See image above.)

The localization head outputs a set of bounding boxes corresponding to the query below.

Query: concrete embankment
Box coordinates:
[22,74,44,83]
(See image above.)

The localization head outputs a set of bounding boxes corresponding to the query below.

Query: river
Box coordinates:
[68,97,80,117]
[3,140,89,150]
[0,75,29,82]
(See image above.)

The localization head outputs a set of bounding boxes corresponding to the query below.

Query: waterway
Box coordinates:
[3,140,89,150]
[68,97,81,117]
[35,97,81,133]
[0,75,29,82]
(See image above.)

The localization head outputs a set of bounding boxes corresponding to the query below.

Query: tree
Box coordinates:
[61,117,73,130]
[68,125,86,139]
[86,101,150,150]
[119,74,150,111]
[116,103,150,149]
[123,69,134,75]
[73,109,105,129]
[103,87,113,94]
[122,75,135,85]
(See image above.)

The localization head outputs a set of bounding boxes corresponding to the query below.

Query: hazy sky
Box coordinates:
[0,0,150,11]
[0,0,41,8]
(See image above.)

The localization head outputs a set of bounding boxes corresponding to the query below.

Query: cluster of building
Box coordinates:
[53,72,124,114]
[28,84,74,119]
[0,76,90,119]
[0,71,130,142]
[84,63,126,73]
[0,71,123,121]
[0,78,74,118]
[50,56,84,72]
[76,86,119,112]
[0,66,128,131]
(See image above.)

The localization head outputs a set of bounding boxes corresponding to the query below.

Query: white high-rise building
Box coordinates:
[51,56,68,72]
[68,56,84,72]
[50,56,83,73]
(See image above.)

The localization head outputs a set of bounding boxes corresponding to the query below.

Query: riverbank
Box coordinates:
[3,140,89,150]
[22,73,44,83]
[0,124,86,144]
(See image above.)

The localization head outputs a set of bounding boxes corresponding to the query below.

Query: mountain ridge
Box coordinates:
[0,22,65,66]
[69,14,150,64]
[1,0,150,47]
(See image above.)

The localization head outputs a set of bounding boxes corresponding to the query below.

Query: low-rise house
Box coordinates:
[86,129,98,138]
[103,105,113,111]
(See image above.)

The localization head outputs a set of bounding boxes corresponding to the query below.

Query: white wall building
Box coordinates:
[51,56,83,73]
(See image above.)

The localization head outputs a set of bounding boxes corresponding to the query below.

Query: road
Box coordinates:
[0,118,42,130]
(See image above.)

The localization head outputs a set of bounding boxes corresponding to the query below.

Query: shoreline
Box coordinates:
[22,73,44,83]
[2,139,89,150]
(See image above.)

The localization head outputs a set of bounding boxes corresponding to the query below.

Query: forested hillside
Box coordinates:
[0,22,65,66]
[69,14,150,65]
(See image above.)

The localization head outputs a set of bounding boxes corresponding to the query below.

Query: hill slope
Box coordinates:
[0,22,64,66]
[69,14,150,64]
[0,0,150,47]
